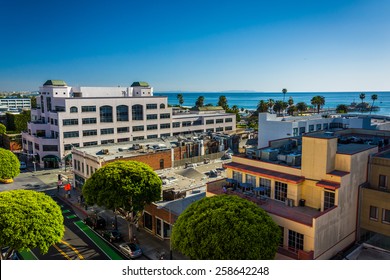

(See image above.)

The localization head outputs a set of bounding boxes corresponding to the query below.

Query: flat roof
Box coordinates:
[337,143,376,155]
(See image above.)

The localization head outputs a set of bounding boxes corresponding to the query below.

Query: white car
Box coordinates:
[119,242,142,259]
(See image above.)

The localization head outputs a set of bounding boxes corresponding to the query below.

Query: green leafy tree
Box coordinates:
[5,110,31,133]
[0,190,64,259]
[370,94,378,114]
[171,195,280,260]
[296,102,308,115]
[177,94,184,107]
[336,104,348,113]
[287,105,297,116]
[310,96,325,114]
[82,161,162,238]
[195,96,205,108]
[0,148,20,181]
[217,95,229,110]
[0,123,5,135]
[30,96,37,109]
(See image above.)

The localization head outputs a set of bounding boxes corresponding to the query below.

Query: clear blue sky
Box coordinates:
[1,0,389,92]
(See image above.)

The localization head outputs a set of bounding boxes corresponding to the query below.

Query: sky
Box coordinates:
[1,0,389,92]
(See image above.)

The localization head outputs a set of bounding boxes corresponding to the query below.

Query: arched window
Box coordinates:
[70,106,78,113]
[132,104,143,120]
[160,103,166,109]
[100,106,113,123]
[116,105,129,121]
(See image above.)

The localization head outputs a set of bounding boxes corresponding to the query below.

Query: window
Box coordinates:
[117,127,129,133]
[160,113,170,119]
[146,104,157,110]
[182,121,191,127]
[246,174,256,187]
[316,124,322,130]
[173,122,180,128]
[293,128,299,136]
[132,104,143,120]
[147,114,158,120]
[34,143,40,150]
[101,139,114,145]
[63,131,79,138]
[206,119,214,125]
[143,212,153,231]
[216,119,224,124]
[324,190,335,210]
[309,125,314,132]
[70,106,78,113]
[83,141,98,147]
[288,230,304,252]
[160,123,170,129]
[83,130,97,136]
[133,136,144,141]
[369,206,378,221]
[100,106,113,123]
[116,105,129,121]
[193,120,202,126]
[161,133,170,138]
[323,123,329,130]
[100,128,114,135]
[147,134,158,139]
[279,226,284,247]
[299,127,306,135]
[62,119,79,126]
[160,159,164,169]
[275,181,287,202]
[118,138,130,142]
[260,178,271,197]
[132,125,144,132]
[216,127,223,132]
[225,126,232,131]
[379,175,388,190]
[82,118,97,124]
[81,106,96,112]
[46,97,52,111]
[382,209,390,224]
[160,103,166,109]
[225,118,233,123]
[147,124,158,130]
[232,171,242,183]
[206,128,214,132]
[42,145,58,151]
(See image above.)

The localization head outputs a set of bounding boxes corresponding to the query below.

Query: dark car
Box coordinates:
[102,229,122,242]
[84,215,106,229]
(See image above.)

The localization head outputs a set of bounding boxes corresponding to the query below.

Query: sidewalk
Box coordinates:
[56,185,187,260]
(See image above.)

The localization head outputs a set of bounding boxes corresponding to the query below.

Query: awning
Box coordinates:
[254,187,266,192]
[42,155,60,162]
[240,183,253,189]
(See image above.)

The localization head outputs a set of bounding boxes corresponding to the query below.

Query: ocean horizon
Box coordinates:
[155,91,390,116]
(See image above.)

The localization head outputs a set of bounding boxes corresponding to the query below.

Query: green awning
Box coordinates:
[42,155,60,162]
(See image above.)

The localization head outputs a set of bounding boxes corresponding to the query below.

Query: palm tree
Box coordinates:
[282,88,287,103]
[336,104,348,113]
[217,95,228,110]
[231,105,239,113]
[267,99,275,113]
[288,96,294,107]
[296,102,308,115]
[273,100,286,115]
[257,100,268,113]
[177,94,184,107]
[287,105,297,116]
[195,96,205,108]
[370,94,378,114]
[310,96,325,114]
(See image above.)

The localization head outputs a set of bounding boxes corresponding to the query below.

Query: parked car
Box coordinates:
[102,229,122,242]
[119,242,142,259]
[19,161,27,170]
[84,215,106,229]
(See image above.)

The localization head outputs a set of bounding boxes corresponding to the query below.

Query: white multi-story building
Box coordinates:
[22,80,236,167]
[0,98,31,112]
[258,112,390,148]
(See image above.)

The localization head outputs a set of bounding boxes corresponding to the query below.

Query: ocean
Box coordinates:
[155,91,390,116]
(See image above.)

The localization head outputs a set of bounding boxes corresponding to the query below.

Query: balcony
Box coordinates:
[207,179,323,226]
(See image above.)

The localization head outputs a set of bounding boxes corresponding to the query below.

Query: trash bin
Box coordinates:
[299,199,306,207]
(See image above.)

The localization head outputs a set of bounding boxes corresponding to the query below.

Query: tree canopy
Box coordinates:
[0,190,64,259]
[171,195,281,260]
[311,96,325,114]
[195,96,205,108]
[177,94,184,107]
[0,148,20,180]
[0,123,6,135]
[217,95,229,110]
[82,161,162,236]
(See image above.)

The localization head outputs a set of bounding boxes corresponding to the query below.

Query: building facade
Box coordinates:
[21,80,236,167]
[0,98,31,112]
[258,112,390,148]
[207,129,390,259]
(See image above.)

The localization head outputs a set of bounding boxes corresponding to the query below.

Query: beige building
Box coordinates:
[207,129,390,259]
[359,149,390,247]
